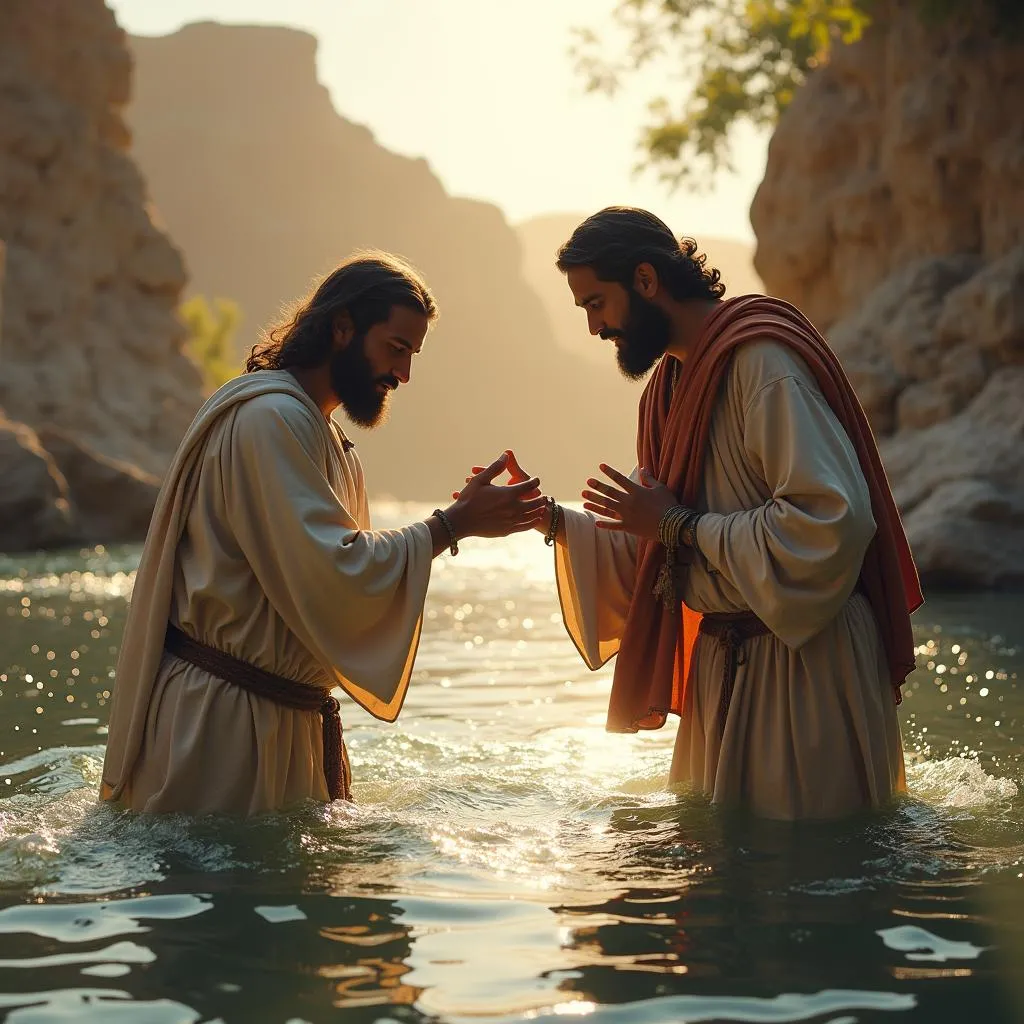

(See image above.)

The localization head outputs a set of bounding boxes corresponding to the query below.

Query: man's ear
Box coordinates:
[332,310,355,350]
[633,262,659,299]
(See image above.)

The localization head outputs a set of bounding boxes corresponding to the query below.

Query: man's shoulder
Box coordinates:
[230,389,326,446]
[728,338,817,403]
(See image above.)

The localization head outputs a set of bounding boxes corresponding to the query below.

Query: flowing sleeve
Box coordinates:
[554,471,640,670]
[222,395,433,721]
[695,369,876,649]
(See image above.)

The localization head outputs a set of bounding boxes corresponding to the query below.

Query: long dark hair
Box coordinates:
[556,206,726,302]
[245,251,438,373]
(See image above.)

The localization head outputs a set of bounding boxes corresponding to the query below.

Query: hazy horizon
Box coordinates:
[107,0,769,244]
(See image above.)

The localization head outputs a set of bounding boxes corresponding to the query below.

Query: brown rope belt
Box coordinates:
[697,611,772,732]
[164,623,350,801]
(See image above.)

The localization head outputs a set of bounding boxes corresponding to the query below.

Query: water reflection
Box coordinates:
[549,802,1023,1021]
[1,533,1023,1021]
[0,885,428,1022]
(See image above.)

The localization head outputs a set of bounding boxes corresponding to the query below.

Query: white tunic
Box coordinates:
[102,373,433,814]
[555,342,907,820]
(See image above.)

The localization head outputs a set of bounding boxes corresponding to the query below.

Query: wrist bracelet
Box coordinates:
[432,508,459,556]
[544,497,561,547]
[654,504,696,606]
[681,512,703,550]
[658,505,701,551]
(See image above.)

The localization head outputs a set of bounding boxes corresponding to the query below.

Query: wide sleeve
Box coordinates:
[554,477,640,670]
[222,396,433,721]
[695,374,876,649]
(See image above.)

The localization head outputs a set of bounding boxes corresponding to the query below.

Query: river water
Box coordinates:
[0,503,1022,1022]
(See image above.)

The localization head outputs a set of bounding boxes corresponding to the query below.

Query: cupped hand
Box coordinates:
[451,449,542,501]
[580,464,676,540]
[446,452,547,538]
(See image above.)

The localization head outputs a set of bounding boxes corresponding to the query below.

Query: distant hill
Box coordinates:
[516,214,764,365]
[126,22,638,499]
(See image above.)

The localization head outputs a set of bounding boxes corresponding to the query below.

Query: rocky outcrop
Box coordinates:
[0,416,162,550]
[1,237,74,551]
[751,0,1024,587]
[751,1,1024,332]
[0,231,163,552]
[126,23,639,498]
[37,427,161,543]
[882,367,1024,588]
[0,412,75,552]
[0,0,202,551]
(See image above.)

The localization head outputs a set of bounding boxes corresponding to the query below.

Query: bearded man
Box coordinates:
[101,252,545,814]
[507,208,921,820]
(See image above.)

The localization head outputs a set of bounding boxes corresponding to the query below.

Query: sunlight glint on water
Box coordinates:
[0,504,1022,1022]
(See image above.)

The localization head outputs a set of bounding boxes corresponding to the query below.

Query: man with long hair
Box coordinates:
[500,208,921,820]
[101,252,544,814]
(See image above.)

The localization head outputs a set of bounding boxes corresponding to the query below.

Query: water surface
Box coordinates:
[1,504,1022,1022]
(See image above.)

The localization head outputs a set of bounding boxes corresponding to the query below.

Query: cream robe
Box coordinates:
[100,372,433,815]
[556,341,907,820]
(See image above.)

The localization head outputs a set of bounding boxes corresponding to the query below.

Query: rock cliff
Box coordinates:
[127,23,638,499]
[0,0,203,550]
[751,0,1024,586]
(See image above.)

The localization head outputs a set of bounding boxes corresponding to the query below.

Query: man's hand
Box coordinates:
[503,450,539,493]
[451,450,548,536]
[452,450,542,501]
[444,453,547,539]
[581,464,676,540]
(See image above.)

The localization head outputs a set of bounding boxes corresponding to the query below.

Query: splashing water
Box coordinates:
[1,512,1023,1022]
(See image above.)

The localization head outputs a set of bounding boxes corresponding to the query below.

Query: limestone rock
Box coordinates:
[0,0,203,497]
[751,0,1024,585]
[895,380,959,433]
[898,480,1024,589]
[834,253,1024,584]
[827,256,981,434]
[937,245,1024,365]
[882,367,1024,586]
[0,414,74,552]
[752,1,1024,332]
[36,427,160,543]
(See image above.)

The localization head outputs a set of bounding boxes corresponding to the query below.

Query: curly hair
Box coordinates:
[555,207,725,302]
[245,251,437,373]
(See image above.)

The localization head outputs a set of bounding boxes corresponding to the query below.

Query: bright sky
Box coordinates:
[107,0,768,242]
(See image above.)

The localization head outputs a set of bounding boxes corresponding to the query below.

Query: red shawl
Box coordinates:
[606,294,923,733]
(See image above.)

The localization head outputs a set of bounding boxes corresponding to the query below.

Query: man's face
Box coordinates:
[565,265,671,381]
[330,305,429,427]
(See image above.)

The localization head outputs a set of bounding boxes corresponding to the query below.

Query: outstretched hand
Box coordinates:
[445,452,546,539]
[452,449,542,501]
[581,464,676,540]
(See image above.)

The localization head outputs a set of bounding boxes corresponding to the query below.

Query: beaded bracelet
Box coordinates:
[653,505,703,605]
[658,505,702,551]
[680,509,703,550]
[544,497,561,547]
[432,508,459,556]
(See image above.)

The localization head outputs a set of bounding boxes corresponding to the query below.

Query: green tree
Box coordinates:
[574,0,1022,189]
[180,295,242,394]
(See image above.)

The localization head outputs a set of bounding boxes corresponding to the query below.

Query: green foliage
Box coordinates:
[180,295,242,394]
[574,0,1021,189]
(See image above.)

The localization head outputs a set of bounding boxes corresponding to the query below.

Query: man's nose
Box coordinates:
[587,313,604,337]
[394,361,411,385]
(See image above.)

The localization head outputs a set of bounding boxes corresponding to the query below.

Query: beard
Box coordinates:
[329,334,399,428]
[601,290,673,381]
